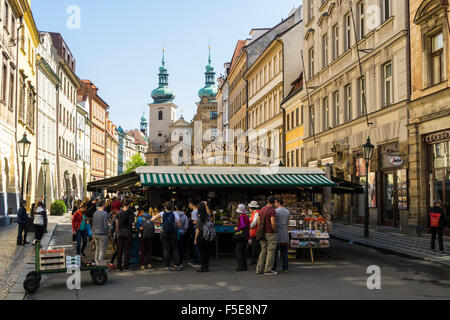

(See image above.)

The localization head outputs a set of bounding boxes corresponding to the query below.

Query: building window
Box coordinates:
[358,1,365,41]
[295,108,299,127]
[383,62,392,107]
[2,64,8,104]
[345,84,352,121]
[4,1,9,31]
[333,24,339,60]
[210,111,218,119]
[358,76,365,117]
[383,0,390,22]
[286,113,290,131]
[322,34,328,68]
[158,110,163,120]
[296,149,299,167]
[310,105,315,136]
[154,158,159,166]
[9,72,14,110]
[309,47,315,79]
[308,0,314,21]
[430,32,444,86]
[333,91,340,127]
[345,14,351,51]
[323,97,329,131]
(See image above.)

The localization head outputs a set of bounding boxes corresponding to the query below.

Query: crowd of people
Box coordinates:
[68,194,292,276]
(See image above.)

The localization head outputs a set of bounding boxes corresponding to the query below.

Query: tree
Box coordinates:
[124,153,147,174]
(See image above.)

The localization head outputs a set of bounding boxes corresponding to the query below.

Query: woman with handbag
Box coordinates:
[32,202,47,246]
[72,204,88,257]
[234,204,250,272]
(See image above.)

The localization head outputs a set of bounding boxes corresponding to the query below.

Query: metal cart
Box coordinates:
[23,243,108,294]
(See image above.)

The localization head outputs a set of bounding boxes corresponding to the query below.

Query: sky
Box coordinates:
[32,0,301,131]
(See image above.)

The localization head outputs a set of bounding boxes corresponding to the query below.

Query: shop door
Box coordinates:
[430,168,450,236]
[382,171,399,227]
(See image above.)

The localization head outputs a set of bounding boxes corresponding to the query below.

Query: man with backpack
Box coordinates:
[256,196,278,276]
[138,204,154,269]
[428,200,447,252]
[152,201,183,271]
[175,202,189,266]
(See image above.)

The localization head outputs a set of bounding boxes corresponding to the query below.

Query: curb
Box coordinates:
[331,234,450,267]
[5,222,59,300]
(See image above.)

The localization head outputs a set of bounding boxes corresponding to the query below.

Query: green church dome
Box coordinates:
[198,47,217,101]
[152,49,175,103]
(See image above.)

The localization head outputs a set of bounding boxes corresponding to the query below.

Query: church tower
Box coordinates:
[149,49,178,149]
[140,112,148,136]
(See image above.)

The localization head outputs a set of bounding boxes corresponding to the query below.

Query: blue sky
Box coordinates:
[32,0,301,131]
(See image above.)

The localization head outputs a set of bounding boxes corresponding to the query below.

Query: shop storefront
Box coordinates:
[378,142,409,228]
[424,130,450,235]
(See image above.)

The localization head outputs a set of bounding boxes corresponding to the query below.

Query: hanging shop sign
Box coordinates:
[387,155,404,166]
[321,157,334,166]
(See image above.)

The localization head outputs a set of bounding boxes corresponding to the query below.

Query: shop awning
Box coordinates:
[331,177,364,194]
[87,172,140,193]
[136,166,336,188]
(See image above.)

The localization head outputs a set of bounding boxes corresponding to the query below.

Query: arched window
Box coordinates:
[179,135,183,142]
[158,111,163,120]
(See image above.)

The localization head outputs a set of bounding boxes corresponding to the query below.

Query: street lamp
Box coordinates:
[42,159,49,207]
[362,137,375,238]
[64,170,70,211]
[18,133,31,202]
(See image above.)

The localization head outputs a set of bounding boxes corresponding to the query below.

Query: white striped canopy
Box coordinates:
[136,166,335,188]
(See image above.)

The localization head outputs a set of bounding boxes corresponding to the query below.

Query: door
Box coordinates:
[382,171,399,227]
[430,168,450,236]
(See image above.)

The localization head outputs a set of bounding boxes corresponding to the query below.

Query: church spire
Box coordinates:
[198,45,217,102]
[151,48,175,104]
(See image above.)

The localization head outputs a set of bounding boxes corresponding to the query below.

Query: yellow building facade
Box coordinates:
[15,0,39,209]
[282,75,304,168]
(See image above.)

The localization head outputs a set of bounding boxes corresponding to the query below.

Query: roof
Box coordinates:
[136,166,335,188]
[230,40,247,70]
[127,129,147,146]
[282,72,303,105]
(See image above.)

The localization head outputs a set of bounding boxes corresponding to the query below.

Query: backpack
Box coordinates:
[162,211,176,234]
[141,215,155,239]
[202,216,216,242]
[256,210,268,241]
[430,212,441,228]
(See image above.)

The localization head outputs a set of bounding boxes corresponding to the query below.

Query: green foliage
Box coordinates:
[124,153,147,174]
[50,200,67,216]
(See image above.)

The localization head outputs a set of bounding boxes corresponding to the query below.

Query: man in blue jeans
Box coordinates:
[273,198,290,272]
[17,200,29,245]
[188,200,201,268]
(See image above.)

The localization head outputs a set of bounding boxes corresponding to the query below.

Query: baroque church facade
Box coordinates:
[145,49,218,166]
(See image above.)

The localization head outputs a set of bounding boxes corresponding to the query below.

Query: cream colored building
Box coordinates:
[0,0,22,223]
[245,39,284,165]
[407,0,450,235]
[301,0,410,229]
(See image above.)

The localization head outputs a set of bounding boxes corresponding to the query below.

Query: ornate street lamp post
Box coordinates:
[362,137,375,238]
[41,159,49,207]
[18,133,31,202]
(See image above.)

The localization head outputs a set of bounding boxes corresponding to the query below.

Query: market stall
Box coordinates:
[135,166,336,260]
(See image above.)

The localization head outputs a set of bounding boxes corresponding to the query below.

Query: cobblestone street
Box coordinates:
[0,225,35,300]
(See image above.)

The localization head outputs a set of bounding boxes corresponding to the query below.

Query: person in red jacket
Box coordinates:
[72,204,88,256]
[428,200,447,252]
[248,201,261,265]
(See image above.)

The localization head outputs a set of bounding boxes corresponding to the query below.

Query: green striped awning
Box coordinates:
[138,170,335,188]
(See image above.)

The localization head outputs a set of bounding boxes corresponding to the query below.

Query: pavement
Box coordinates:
[0,217,58,300]
[331,223,450,266]
[12,218,450,300]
